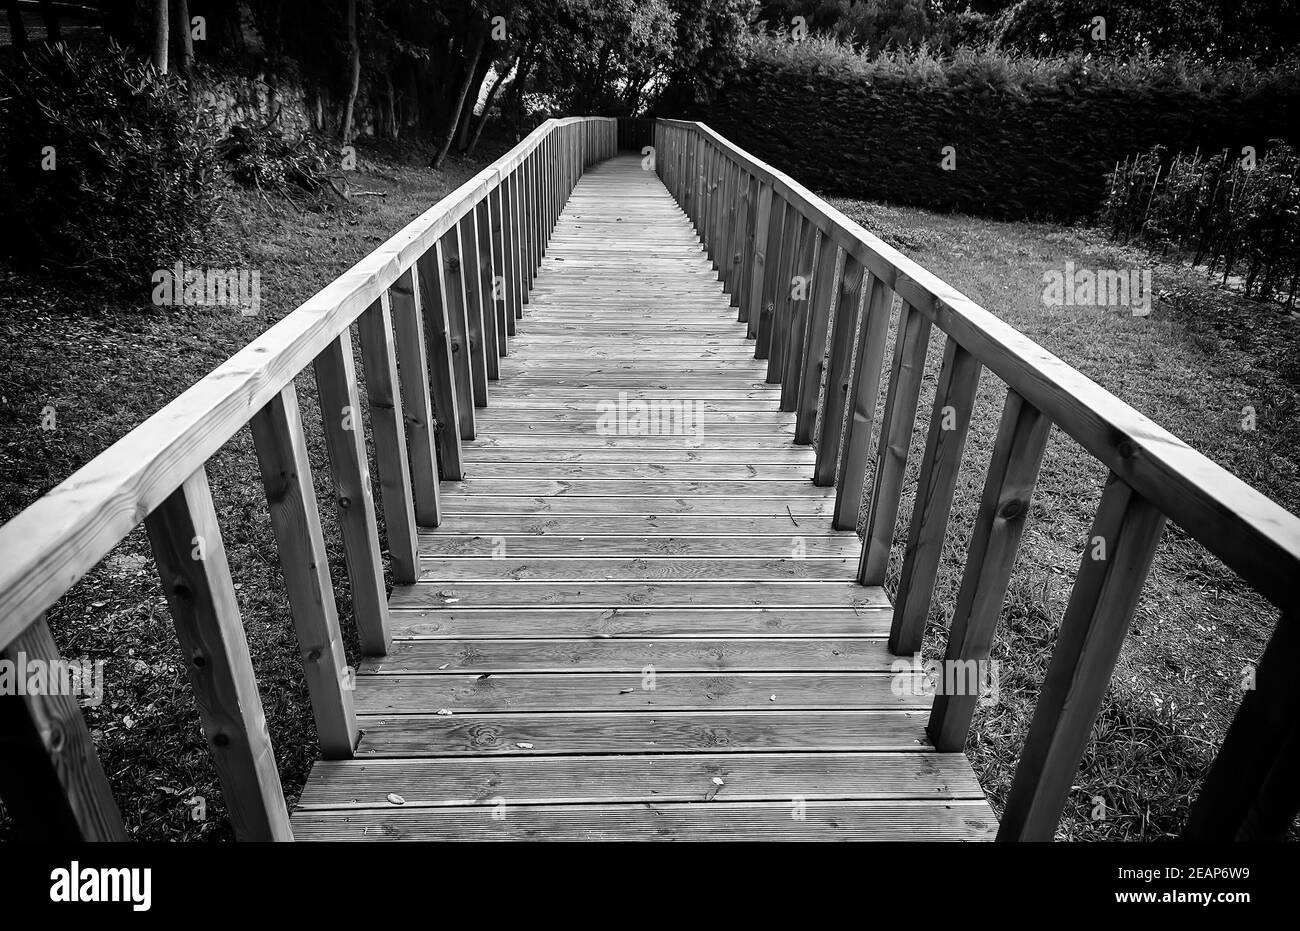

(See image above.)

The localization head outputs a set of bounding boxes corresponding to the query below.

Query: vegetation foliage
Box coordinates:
[1101,143,1300,305]
[0,41,221,286]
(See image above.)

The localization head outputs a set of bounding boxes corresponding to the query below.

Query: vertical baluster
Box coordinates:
[474,198,501,377]
[999,474,1165,841]
[388,266,448,507]
[781,227,822,411]
[522,156,535,295]
[814,255,865,486]
[313,328,391,654]
[745,181,774,338]
[693,137,707,236]
[144,467,293,840]
[736,171,758,321]
[456,211,490,406]
[508,170,525,318]
[756,197,789,359]
[719,159,737,293]
[858,302,931,581]
[833,273,892,527]
[794,239,841,441]
[355,295,419,583]
[768,213,807,386]
[929,389,1050,751]
[0,615,127,841]
[435,230,478,439]
[889,337,983,653]
[1183,608,1300,840]
[488,183,510,356]
[250,383,358,759]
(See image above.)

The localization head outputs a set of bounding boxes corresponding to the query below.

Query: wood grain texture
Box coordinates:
[390,265,444,519]
[890,338,982,654]
[250,384,357,759]
[656,119,1300,618]
[0,120,615,651]
[928,390,1050,752]
[296,752,984,808]
[292,799,995,840]
[144,467,293,841]
[0,616,126,841]
[313,328,391,654]
[356,296,419,583]
[998,474,1165,840]
[295,156,993,841]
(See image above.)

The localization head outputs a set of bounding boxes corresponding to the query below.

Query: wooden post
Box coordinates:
[858,303,931,582]
[890,338,983,654]
[1182,610,1300,840]
[814,255,865,486]
[392,264,453,498]
[737,172,758,320]
[250,384,358,760]
[795,240,842,442]
[768,213,807,386]
[456,211,491,404]
[745,182,774,337]
[488,184,510,356]
[756,198,788,359]
[313,328,392,655]
[719,158,737,293]
[508,171,525,318]
[144,467,293,840]
[0,616,127,841]
[355,296,420,583]
[436,230,479,436]
[929,389,1050,751]
[998,474,1165,840]
[780,226,821,411]
[833,273,892,529]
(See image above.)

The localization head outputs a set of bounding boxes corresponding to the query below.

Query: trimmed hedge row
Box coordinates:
[667,61,1300,221]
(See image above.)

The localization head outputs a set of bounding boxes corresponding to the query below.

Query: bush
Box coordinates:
[1101,144,1300,305]
[662,34,1300,221]
[217,122,333,195]
[0,41,221,289]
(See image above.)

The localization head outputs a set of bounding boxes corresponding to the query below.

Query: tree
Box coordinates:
[172,0,194,77]
[6,1,28,53]
[341,0,361,141]
[152,0,168,73]
[432,21,485,168]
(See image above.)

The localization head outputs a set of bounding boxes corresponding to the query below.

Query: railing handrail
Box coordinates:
[656,118,1300,618]
[0,116,616,653]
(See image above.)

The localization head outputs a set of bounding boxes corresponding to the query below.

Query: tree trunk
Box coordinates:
[152,0,168,73]
[173,0,194,76]
[386,71,399,140]
[465,56,515,156]
[6,1,27,52]
[432,28,484,170]
[340,0,362,142]
[455,52,494,151]
[38,0,58,41]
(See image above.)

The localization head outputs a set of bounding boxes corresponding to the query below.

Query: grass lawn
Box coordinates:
[0,139,501,840]
[824,196,1300,840]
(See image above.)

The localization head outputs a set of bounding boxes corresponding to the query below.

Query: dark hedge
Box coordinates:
[665,51,1300,221]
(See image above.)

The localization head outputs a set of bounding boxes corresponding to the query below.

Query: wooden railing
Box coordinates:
[652,118,1300,842]
[0,116,617,841]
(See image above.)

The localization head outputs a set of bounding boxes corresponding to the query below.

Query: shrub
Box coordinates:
[661,33,1300,221]
[217,122,333,195]
[0,41,221,289]
[1101,144,1300,305]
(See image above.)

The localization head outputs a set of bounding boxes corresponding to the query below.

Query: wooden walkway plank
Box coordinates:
[291,155,996,842]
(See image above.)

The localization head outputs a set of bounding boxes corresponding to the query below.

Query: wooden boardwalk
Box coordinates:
[291,156,996,840]
[4,119,1295,844]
